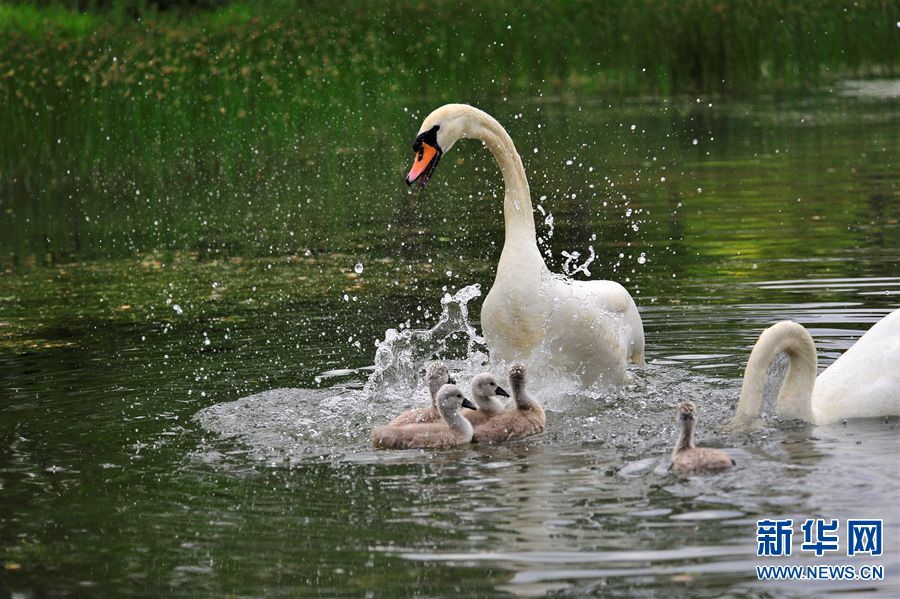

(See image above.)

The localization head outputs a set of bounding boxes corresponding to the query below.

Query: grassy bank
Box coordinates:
[3,0,897,93]
[0,0,897,260]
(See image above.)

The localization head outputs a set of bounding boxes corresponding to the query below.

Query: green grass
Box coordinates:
[0,3,97,37]
[0,0,897,261]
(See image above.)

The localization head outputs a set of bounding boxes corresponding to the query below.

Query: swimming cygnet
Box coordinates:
[372,384,477,450]
[389,362,452,426]
[461,372,510,426]
[671,400,735,475]
[472,363,545,443]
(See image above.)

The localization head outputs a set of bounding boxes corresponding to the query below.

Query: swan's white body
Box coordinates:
[411,104,645,386]
[733,309,900,426]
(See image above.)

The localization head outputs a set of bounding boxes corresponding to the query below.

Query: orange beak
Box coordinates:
[406,142,441,187]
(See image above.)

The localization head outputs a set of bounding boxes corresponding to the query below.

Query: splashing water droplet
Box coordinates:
[354,262,364,274]
[365,284,485,393]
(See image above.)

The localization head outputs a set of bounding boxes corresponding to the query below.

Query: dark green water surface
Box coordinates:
[1,88,898,596]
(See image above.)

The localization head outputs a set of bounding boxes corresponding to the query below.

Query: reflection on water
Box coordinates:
[1,94,898,596]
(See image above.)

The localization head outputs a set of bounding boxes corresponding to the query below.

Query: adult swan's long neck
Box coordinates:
[460,108,549,360]
[733,321,818,426]
[457,107,536,246]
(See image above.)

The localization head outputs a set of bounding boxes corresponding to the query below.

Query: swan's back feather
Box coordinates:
[540,277,644,385]
[812,309,900,424]
[576,278,645,361]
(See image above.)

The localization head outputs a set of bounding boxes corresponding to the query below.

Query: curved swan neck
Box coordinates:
[735,321,818,423]
[453,105,535,240]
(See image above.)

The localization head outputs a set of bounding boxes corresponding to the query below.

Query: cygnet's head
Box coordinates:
[436,384,477,417]
[470,372,510,401]
[508,363,527,392]
[425,362,451,398]
[676,400,696,424]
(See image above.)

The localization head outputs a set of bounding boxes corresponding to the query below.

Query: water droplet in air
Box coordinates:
[354,262,364,274]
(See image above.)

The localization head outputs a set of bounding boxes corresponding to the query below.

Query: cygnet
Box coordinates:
[372,384,476,450]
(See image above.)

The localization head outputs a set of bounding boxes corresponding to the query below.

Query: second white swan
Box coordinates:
[406,104,645,386]
[732,308,900,426]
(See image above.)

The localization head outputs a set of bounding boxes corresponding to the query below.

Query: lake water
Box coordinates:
[1,86,898,596]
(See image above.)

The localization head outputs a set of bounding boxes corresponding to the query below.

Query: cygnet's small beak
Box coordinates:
[495,386,510,398]
[461,397,477,410]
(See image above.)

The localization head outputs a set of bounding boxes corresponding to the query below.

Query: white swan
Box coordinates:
[732,309,900,426]
[406,104,645,386]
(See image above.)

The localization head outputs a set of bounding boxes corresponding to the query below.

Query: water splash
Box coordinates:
[194,386,372,464]
[364,283,487,395]
[560,246,596,277]
[193,282,816,467]
[536,202,555,259]
[194,283,489,463]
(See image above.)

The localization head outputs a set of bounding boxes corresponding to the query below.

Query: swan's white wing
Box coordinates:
[569,278,646,365]
[813,309,900,424]
[535,276,645,385]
